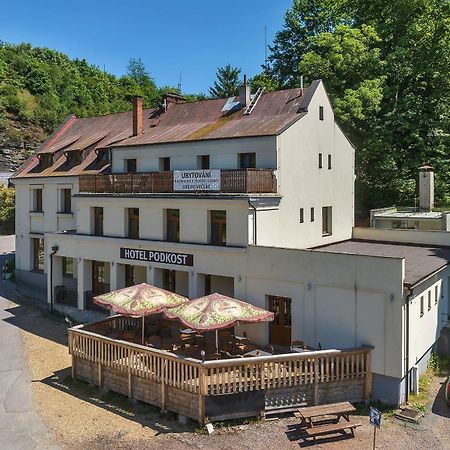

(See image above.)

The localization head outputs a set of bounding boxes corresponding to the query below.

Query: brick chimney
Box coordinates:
[419,164,434,212]
[239,75,251,107]
[132,96,143,136]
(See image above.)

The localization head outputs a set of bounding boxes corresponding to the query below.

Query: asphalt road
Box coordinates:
[0,235,55,449]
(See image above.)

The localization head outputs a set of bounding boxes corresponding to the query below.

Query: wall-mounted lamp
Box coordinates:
[307,282,312,291]
[238,275,242,282]
[390,293,395,302]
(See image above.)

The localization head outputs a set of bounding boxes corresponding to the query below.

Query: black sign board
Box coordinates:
[120,248,194,267]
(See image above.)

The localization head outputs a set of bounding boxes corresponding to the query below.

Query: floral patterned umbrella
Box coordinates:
[94,283,188,317]
[162,293,274,354]
[94,283,188,344]
[162,293,274,332]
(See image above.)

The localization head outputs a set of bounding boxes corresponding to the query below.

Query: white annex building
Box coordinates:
[12,79,450,406]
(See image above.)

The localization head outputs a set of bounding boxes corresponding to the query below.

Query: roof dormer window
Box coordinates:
[66,150,82,166]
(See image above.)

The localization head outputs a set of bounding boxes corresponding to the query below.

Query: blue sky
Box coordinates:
[0,0,292,94]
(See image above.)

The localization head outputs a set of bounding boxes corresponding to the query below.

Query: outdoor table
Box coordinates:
[234,335,249,342]
[291,347,310,353]
[297,401,356,428]
[180,328,196,334]
[243,349,272,357]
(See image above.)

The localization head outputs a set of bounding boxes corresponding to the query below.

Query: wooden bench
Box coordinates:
[304,420,361,441]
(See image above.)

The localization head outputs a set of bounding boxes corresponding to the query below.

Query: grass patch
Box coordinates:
[354,401,396,419]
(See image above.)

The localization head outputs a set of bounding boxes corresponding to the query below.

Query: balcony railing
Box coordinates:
[79,169,277,195]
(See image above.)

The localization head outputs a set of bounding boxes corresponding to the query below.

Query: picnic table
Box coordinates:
[296,401,361,442]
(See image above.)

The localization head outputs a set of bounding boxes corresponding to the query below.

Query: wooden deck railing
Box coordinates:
[69,319,371,398]
[79,169,277,194]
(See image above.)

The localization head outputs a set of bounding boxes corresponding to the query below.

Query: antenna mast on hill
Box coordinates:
[178,71,182,93]
[264,25,268,66]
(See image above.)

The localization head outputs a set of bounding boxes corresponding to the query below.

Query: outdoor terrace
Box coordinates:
[69,315,372,424]
[79,169,277,195]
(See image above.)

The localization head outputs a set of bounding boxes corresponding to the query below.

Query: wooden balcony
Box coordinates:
[79,169,277,195]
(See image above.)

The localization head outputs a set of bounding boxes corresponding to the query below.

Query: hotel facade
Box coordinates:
[12,80,450,406]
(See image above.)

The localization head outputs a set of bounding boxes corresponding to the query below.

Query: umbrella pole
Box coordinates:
[216,329,219,355]
[142,315,144,345]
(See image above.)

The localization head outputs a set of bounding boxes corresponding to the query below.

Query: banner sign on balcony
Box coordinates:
[120,248,194,267]
[173,170,221,191]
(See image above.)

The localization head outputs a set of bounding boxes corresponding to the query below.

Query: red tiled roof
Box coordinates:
[13,82,319,179]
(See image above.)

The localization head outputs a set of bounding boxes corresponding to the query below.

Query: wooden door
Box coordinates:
[92,261,106,294]
[268,296,292,347]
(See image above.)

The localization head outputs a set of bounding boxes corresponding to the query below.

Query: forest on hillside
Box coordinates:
[0,42,205,172]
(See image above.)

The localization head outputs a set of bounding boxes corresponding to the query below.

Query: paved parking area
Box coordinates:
[0,237,56,449]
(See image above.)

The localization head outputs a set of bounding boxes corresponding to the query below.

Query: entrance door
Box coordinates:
[125,265,135,287]
[268,296,292,347]
[92,261,107,294]
[163,269,176,292]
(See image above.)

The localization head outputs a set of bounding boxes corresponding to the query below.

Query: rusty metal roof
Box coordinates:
[13,82,319,179]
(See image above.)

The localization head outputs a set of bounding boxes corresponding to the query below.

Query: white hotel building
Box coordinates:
[12,80,450,406]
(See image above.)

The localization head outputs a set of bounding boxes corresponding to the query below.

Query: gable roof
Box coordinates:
[13,81,320,179]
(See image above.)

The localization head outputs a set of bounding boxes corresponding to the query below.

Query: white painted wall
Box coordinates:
[259,81,354,248]
[111,137,277,173]
[75,196,249,247]
[14,177,78,273]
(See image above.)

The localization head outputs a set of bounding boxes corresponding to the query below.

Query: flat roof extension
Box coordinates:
[314,239,450,287]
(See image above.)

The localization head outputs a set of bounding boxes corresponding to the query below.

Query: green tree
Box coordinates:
[268,0,351,87]
[0,185,15,235]
[209,64,242,98]
[250,73,280,92]
[267,0,450,213]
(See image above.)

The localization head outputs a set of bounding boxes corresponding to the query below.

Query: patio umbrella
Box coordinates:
[94,283,188,344]
[162,293,274,354]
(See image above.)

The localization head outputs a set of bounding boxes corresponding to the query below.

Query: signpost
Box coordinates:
[173,169,221,192]
[369,406,381,449]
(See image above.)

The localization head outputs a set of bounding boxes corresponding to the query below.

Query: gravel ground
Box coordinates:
[10,291,450,450]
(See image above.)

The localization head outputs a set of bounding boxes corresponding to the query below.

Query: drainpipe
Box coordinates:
[49,245,59,314]
[404,287,412,403]
[248,199,257,245]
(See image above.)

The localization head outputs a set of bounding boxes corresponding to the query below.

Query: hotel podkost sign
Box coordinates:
[120,248,194,267]
[173,169,221,191]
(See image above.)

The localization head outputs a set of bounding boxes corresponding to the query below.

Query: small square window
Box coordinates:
[435,285,439,305]
[420,296,424,317]
[126,159,137,173]
[428,291,431,311]
[319,153,323,169]
[311,207,315,222]
[239,152,256,169]
[319,106,324,121]
[198,155,210,170]
[328,154,332,170]
[299,208,304,223]
[159,157,171,171]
